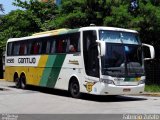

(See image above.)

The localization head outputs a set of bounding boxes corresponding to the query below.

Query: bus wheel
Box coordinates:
[69,80,81,98]
[15,77,21,88]
[20,76,26,89]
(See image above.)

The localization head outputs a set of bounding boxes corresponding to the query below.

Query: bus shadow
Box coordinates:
[81,94,147,102]
[9,85,147,102]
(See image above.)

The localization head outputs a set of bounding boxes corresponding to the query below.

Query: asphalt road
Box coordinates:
[0,80,160,114]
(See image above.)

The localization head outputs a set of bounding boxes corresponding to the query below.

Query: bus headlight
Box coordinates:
[100,79,115,85]
[138,79,145,85]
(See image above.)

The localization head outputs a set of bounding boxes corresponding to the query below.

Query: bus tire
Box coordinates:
[15,77,21,88]
[69,79,81,98]
[20,75,26,89]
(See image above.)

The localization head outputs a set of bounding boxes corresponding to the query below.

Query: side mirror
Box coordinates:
[142,43,155,60]
[96,40,106,56]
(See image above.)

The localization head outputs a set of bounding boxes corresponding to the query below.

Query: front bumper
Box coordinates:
[90,82,145,95]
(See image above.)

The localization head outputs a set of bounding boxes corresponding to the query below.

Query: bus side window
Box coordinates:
[28,42,32,54]
[41,39,47,54]
[30,41,37,54]
[69,33,80,53]
[50,40,56,54]
[56,35,68,53]
[57,40,63,53]
[46,40,51,54]
[19,43,26,55]
[30,42,35,54]
[24,43,27,55]
[31,41,41,54]
[13,42,20,55]
[7,42,13,56]
[34,43,38,54]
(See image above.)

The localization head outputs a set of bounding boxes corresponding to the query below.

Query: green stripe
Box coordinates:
[39,55,56,86]
[47,54,66,88]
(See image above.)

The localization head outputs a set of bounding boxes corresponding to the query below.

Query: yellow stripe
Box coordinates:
[32,29,69,36]
[38,55,48,67]
[31,55,48,85]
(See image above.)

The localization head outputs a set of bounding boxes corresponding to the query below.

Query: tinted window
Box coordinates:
[19,42,28,55]
[30,40,42,54]
[13,42,20,55]
[41,39,48,54]
[83,30,99,77]
[7,32,80,56]
[68,33,80,53]
[50,40,56,53]
[7,42,13,56]
[56,37,68,53]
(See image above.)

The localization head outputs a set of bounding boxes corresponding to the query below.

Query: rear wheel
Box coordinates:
[15,77,21,88]
[15,75,26,89]
[20,76,26,89]
[69,80,81,98]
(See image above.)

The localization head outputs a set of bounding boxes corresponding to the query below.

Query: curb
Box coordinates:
[141,92,160,97]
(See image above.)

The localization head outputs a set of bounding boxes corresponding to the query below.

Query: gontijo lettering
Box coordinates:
[18,57,36,64]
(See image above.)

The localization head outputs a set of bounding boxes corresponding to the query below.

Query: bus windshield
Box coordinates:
[99,30,144,77]
[99,30,140,45]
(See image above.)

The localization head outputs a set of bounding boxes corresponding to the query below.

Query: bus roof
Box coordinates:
[7,26,138,42]
[7,28,80,42]
[79,26,138,33]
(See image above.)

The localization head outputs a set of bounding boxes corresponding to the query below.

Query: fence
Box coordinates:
[145,59,160,85]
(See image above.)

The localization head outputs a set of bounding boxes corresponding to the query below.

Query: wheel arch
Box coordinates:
[13,72,19,82]
[20,72,26,83]
[20,72,26,78]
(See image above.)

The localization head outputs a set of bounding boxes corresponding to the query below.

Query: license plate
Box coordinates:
[123,88,131,92]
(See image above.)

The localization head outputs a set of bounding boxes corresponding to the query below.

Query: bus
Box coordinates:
[5,26,155,98]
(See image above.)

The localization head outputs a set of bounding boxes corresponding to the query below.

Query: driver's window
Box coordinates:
[83,30,99,77]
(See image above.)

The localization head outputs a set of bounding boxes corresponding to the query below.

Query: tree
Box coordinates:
[48,0,111,29]
[13,0,58,31]
[0,0,58,50]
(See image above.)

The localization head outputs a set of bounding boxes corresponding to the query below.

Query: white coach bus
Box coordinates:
[5,26,155,98]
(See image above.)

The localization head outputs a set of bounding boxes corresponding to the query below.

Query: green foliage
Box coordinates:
[0,0,58,53]
[51,0,111,28]
[13,0,57,22]
[138,2,160,45]
[103,0,160,46]
[145,85,160,92]
[0,10,40,52]
[104,5,133,28]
